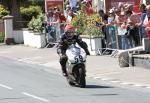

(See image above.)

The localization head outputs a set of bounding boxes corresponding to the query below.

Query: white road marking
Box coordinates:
[22,92,49,102]
[120,82,133,85]
[87,71,121,78]
[110,80,121,83]
[146,86,150,89]
[0,84,13,90]
[133,84,143,87]
[93,77,102,79]
[100,78,112,81]
[40,61,59,66]
[0,51,11,54]
[96,71,121,76]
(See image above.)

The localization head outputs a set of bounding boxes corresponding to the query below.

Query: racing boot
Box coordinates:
[61,67,68,77]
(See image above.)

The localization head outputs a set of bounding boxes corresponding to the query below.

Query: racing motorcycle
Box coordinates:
[66,44,87,88]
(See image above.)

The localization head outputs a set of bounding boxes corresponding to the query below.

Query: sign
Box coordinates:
[105,0,141,13]
[45,0,64,13]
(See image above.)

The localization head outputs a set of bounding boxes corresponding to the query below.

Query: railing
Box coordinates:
[104,25,145,49]
[98,25,148,56]
[44,22,66,47]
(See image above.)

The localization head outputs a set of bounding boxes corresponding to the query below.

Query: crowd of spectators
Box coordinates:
[44,0,92,43]
[99,3,150,50]
[45,1,150,50]
[45,7,66,42]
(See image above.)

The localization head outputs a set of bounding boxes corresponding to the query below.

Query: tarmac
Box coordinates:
[0,44,150,89]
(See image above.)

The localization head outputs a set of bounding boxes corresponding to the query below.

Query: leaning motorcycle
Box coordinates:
[66,44,87,88]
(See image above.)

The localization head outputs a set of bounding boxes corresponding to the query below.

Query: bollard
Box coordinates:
[3,15,14,45]
[118,51,129,67]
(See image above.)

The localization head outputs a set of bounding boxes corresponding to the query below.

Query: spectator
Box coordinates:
[98,9,108,49]
[107,9,116,49]
[69,0,77,12]
[98,9,108,23]
[139,4,147,25]
[81,0,94,16]
[47,10,61,42]
[116,8,129,50]
[59,12,67,34]
[66,9,75,23]
[126,4,141,47]
[145,5,150,38]
[145,17,150,38]
[138,4,147,44]
[143,5,150,25]
[64,5,71,17]
[45,10,56,42]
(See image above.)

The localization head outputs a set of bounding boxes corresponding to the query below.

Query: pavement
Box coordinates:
[0,44,150,89]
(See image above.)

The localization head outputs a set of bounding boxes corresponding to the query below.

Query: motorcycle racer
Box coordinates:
[57,24,90,76]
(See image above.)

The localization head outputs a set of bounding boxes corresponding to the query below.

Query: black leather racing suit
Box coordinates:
[57,33,90,76]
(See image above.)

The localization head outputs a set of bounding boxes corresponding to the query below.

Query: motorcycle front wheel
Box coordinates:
[78,68,86,88]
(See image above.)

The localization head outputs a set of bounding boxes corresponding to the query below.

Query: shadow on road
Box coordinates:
[91,93,118,96]
[85,85,114,89]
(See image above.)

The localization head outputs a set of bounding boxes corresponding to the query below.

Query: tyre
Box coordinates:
[118,52,129,67]
[68,81,75,86]
[78,68,86,88]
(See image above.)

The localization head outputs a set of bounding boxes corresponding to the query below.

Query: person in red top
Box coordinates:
[59,13,67,34]
[146,16,150,38]
[82,0,94,16]
[145,5,150,39]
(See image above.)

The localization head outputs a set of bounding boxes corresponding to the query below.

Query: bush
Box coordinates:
[71,13,103,37]
[28,13,44,33]
[83,14,103,37]
[71,4,103,37]
[71,11,86,34]
[0,32,5,43]
[0,4,9,19]
[20,5,42,22]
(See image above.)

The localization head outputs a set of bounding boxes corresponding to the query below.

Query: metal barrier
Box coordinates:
[43,21,147,51]
[98,25,118,56]
[45,22,65,48]
[99,25,146,56]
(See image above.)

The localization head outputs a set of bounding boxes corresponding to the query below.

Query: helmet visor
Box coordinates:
[66,32,75,39]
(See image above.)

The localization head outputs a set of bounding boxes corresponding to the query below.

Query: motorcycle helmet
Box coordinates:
[64,24,75,39]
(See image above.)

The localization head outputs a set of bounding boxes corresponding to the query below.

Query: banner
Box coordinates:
[105,0,141,13]
[45,0,64,13]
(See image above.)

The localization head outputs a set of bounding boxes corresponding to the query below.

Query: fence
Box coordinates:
[45,22,65,47]
[98,25,148,56]
[44,22,147,52]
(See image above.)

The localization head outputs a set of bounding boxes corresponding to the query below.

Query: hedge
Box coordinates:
[0,32,4,43]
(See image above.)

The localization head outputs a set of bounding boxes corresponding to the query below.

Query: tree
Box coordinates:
[11,0,22,29]
[0,0,44,29]
[0,0,23,29]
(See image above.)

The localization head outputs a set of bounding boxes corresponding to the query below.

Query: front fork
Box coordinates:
[66,63,86,80]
